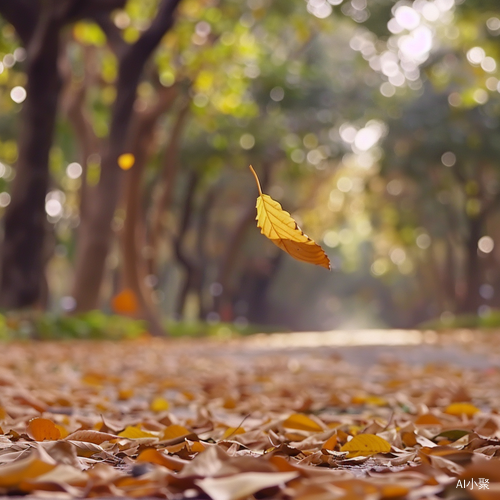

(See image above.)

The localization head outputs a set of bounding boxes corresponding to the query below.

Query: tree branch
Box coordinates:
[0,0,39,45]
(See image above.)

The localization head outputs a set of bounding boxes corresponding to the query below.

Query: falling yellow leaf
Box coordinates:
[150,396,170,412]
[445,402,479,418]
[118,425,157,439]
[27,418,61,441]
[111,288,138,314]
[250,165,330,269]
[118,153,135,170]
[282,413,324,432]
[340,434,391,458]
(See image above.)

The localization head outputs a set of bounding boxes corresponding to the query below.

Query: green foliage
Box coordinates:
[421,310,500,330]
[0,311,146,340]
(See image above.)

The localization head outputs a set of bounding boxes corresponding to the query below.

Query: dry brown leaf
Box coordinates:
[0,447,56,488]
[196,471,298,500]
[65,429,118,444]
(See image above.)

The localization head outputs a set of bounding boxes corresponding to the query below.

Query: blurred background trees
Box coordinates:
[0,0,500,334]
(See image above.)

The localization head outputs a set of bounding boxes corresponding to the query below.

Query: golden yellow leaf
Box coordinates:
[27,418,61,441]
[0,406,6,419]
[221,427,246,440]
[445,402,479,418]
[189,440,206,453]
[118,153,135,170]
[111,288,138,314]
[118,425,157,439]
[161,424,192,441]
[55,424,69,439]
[250,165,330,269]
[150,396,170,412]
[340,434,391,457]
[321,434,337,451]
[282,413,324,432]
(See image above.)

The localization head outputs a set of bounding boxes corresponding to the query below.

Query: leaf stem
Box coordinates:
[249,165,262,196]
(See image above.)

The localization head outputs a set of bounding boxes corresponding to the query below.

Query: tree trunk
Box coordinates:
[119,91,178,335]
[173,172,199,317]
[0,11,62,308]
[71,0,182,312]
[148,103,190,276]
[460,216,483,313]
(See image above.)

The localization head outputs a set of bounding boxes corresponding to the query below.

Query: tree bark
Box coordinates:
[71,0,182,312]
[459,215,484,313]
[173,171,200,317]
[0,6,63,308]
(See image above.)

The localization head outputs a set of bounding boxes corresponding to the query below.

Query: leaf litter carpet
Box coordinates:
[0,331,500,499]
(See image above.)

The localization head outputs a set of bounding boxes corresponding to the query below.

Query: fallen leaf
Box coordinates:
[162,424,193,441]
[0,447,56,488]
[321,434,337,451]
[150,396,170,412]
[118,425,157,439]
[65,430,118,445]
[196,471,298,500]
[414,414,443,426]
[136,448,187,471]
[222,427,246,440]
[27,418,61,441]
[445,403,480,418]
[283,414,324,433]
[340,434,391,458]
[250,165,330,269]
